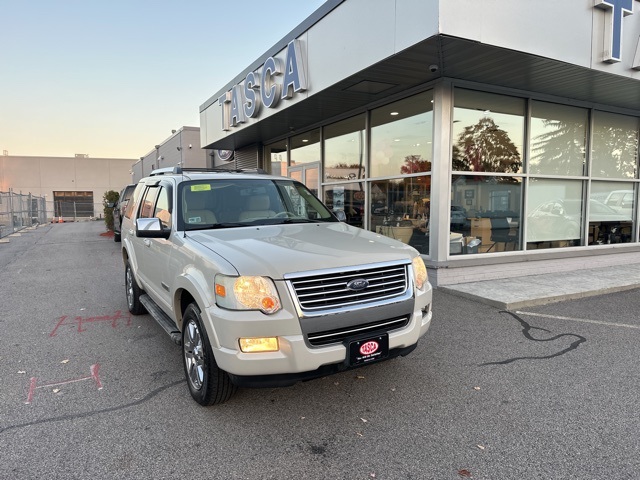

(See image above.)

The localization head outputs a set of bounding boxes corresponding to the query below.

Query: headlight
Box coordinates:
[215,275,281,314]
[412,256,428,290]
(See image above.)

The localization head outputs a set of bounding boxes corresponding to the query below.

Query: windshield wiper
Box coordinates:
[276,218,322,224]
[184,222,247,231]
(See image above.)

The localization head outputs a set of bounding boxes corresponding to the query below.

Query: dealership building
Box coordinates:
[199,0,640,286]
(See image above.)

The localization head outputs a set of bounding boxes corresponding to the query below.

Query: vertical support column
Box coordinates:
[430,80,454,265]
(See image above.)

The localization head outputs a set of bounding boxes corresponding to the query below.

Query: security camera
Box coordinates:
[429,64,439,73]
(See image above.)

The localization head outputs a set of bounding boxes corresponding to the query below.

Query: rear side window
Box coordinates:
[154,188,172,228]
[124,184,145,220]
[140,186,160,219]
[121,185,136,203]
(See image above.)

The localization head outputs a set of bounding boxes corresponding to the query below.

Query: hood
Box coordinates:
[186,222,418,279]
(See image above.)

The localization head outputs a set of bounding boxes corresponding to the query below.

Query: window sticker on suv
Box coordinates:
[191,184,211,192]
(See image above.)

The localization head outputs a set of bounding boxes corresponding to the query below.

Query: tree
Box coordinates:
[103,190,119,231]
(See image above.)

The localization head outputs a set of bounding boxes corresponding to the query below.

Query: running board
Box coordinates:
[139,294,182,346]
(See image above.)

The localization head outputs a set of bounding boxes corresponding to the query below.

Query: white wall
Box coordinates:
[0,156,134,197]
[201,0,440,149]
[0,155,134,217]
[201,0,640,150]
[439,0,640,74]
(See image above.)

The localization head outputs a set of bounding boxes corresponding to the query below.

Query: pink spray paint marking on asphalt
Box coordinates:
[25,364,103,404]
[49,310,132,337]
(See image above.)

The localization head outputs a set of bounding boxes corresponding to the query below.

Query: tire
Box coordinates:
[114,231,121,242]
[182,303,237,406]
[125,260,146,315]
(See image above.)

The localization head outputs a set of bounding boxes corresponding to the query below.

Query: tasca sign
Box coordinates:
[594,0,640,67]
[218,39,307,131]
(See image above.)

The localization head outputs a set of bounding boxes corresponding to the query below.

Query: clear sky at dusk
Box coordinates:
[1,0,327,159]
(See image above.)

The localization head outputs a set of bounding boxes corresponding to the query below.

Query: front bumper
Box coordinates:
[206,285,432,382]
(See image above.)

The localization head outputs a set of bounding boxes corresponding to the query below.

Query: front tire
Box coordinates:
[182,303,237,406]
[125,260,146,315]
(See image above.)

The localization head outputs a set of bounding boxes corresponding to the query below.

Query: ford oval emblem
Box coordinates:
[360,341,379,356]
[347,278,369,291]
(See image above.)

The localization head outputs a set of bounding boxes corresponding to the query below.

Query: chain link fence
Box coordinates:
[0,189,106,239]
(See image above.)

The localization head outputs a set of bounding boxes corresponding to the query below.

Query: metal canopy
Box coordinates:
[208,35,640,151]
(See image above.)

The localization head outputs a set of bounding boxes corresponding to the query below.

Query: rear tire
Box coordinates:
[182,303,237,406]
[125,260,146,315]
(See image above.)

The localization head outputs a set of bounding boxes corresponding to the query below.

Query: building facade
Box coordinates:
[0,153,134,222]
[198,0,640,286]
[132,126,211,182]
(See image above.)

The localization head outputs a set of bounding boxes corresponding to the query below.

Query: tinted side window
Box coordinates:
[140,186,160,219]
[154,187,172,229]
[124,184,145,220]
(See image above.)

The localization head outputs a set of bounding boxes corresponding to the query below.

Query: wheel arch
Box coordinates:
[173,276,222,351]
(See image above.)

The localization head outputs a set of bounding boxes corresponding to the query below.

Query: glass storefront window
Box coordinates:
[529,101,587,176]
[589,181,634,244]
[370,91,433,178]
[451,175,522,254]
[265,139,287,176]
[290,129,320,165]
[369,176,431,254]
[527,179,584,249]
[453,89,525,174]
[591,111,639,179]
[324,115,366,180]
[324,182,365,228]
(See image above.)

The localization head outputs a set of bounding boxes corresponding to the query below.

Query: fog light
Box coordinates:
[239,337,279,353]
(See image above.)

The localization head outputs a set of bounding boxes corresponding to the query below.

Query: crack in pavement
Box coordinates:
[480,311,587,366]
[0,379,184,435]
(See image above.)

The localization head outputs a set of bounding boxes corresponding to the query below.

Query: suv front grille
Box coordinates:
[307,316,409,346]
[287,263,409,312]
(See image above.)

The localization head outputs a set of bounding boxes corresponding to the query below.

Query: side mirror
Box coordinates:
[335,210,347,222]
[136,217,170,239]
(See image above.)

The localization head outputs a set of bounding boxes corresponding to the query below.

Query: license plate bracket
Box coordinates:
[348,334,389,366]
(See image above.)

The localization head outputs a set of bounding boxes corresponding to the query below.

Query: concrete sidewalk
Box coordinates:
[439,263,640,310]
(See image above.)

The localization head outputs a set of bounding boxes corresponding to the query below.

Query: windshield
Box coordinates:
[178,178,338,231]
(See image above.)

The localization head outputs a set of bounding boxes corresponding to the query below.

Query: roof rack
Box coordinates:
[149,167,268,176]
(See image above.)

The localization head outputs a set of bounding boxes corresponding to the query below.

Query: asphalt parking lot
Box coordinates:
[1,222,639,480]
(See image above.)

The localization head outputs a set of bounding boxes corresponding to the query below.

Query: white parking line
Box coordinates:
[514,311,640,330]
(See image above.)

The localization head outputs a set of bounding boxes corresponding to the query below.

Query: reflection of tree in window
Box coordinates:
[400,155,431,174]
[453,117,521,173]
[531,119,586,175]
[591,123,638,178]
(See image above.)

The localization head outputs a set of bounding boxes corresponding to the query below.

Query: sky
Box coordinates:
[1,0,327,159]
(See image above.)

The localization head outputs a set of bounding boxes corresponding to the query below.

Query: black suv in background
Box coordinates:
[112,184,136,242]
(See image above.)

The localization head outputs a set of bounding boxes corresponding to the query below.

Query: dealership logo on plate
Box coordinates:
[360,341,379,356]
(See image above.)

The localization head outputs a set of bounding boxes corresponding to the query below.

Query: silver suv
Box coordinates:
[120,167,433,405]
